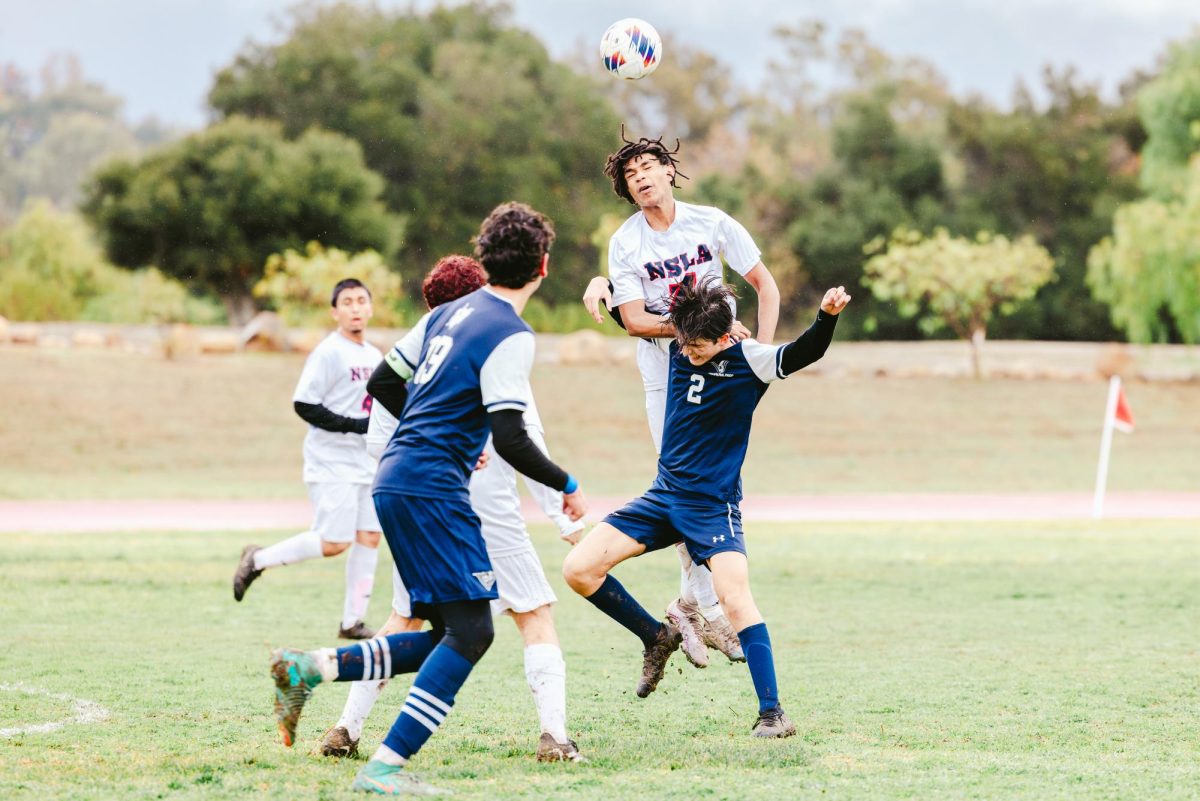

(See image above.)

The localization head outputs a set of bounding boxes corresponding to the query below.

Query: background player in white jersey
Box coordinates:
[581,131,782,667]
[232,279,382,640]
[319,255,586,763]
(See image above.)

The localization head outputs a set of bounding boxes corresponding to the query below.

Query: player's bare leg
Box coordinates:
[509,604,583,762]
[563,523,681,698]
[708,552,796,738]
[321,610,424,758]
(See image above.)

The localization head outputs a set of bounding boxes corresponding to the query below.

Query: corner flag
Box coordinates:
[1093,375,1135,519]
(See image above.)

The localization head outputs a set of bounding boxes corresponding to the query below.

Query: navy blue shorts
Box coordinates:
[373,490,499,610]
[603,485,747,565]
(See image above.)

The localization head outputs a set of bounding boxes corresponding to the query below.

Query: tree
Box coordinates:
[254,242,407,327]
[864,228,1055,377]
[1136,36,1200,198]
[0,199,107,320]
[81,116,400,324]
[208,2,621,304]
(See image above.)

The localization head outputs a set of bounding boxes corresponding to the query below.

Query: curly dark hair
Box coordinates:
[603,126,689,205]
[422,255,487,309]
[669,277,736,346]
[472,201,556,289]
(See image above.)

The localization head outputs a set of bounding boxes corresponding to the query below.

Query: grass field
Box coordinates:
[2,347,1199,500]
[2,522,1197,800]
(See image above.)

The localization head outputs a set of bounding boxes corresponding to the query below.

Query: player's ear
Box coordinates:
[539,253,549,278]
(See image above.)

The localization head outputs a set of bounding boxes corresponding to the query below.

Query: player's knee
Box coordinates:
[321,540,351,557]
[356,530,381,547]
[561,552,594,594]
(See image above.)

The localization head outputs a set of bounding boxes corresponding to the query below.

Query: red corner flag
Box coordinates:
[1112,383,1135,433]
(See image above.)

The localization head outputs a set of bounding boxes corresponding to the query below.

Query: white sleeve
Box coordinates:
[716,211,763,276]
[292,345,333,404]
[608,237,646,309]
[742,339,785,383]
[385,313,430,380]
[519,424,584,539]
[479,331,534,413]
[365,399,398,460]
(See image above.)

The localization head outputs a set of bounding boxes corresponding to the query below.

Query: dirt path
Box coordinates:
[2,492,1198,534]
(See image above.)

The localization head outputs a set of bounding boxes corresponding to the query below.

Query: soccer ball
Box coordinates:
[600,18,662,80]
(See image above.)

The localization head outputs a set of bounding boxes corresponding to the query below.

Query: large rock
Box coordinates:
[1095,343,1134,379]
[557,329,612,366]
[241,311,288,352]
[0,315,8,343]
[71,328,111,349]
[286,328,328,354]
[199,329,239,355]
[162,324,201,360]
[8,323,39,345]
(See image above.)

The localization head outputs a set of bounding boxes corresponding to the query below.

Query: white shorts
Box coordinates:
[306,481,381,543]
[645,387,666,455]
[391,541,556,618]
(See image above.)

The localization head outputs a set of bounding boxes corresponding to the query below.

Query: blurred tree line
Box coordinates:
[2,2,1198,342]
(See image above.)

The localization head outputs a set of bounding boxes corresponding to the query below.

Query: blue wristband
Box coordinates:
[563,474,579,494]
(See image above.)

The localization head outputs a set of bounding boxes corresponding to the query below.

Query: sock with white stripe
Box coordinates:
[253,531,323,570]
[336,678,387,741]
[341,543,378,629]
[524,644,568,743]
[332,631,437,682]
[382,643,474,760]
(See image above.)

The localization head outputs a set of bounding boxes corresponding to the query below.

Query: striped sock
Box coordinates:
[333,631,436,682]
[382,643,474,760]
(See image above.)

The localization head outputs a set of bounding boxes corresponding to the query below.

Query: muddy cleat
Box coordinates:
[702,611,746,662]
[232,544,263,601]
[635,622,682,698]
[665,598,709,668]
[751,706,797,738]
[536,732,586,763]
[338,621,377,640]
[270,648,324,747]
[320,725,359,758]
[351,759,449,795]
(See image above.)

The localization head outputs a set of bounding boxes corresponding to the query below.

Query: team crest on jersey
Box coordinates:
[472,571,496,591]
[708,360,732,378]
[446,305,475,330]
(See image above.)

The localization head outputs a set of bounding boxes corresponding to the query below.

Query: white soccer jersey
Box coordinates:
[292,331,382,484]
[608,201,761,392]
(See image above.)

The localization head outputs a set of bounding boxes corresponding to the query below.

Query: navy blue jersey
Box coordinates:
[374,288,534,499]
[655,339,785,502]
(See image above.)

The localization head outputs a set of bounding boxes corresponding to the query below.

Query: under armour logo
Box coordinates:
[472,571,495,591]
[447,305,474,330]
[711,535,726,543]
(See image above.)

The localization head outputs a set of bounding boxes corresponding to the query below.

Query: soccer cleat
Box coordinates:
[635,621,682,698]
[270,648,324,747]
[338,621,377,640]
[351,759,449,796]
[751,706,797,738]
[232,544,263,601]
[320,725,359,758]
[535,732,586,763]
[665,598,709,668]
[702,611,746,662]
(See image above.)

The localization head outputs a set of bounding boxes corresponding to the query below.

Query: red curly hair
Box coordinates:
[421,255,487,309]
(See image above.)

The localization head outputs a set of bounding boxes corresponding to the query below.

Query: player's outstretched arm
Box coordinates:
[519,425,586,543]
[743,262,781,344]
[778,286,851,377]
[293,401,369,435]
[489,410,587,522]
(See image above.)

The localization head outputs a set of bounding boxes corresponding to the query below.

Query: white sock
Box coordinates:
[371,743,408,766]
[675,543,698,605]
[253,531,323,570]
[342,543,379,628]
[337,678,388,741]
[524,643,568,743]
[688,561,721,609]
[315,647,340,682]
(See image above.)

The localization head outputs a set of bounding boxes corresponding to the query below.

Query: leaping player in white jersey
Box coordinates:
[318,256,587,764]
[232,279,383,641]
[582,131,781,669]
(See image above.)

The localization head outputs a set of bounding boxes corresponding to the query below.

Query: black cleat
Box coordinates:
[635,622,682,698]
[233,545,262,601]
[337,621,377,640]
[320,725,359,758]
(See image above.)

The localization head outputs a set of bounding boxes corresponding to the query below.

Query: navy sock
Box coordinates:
[334,631,436,682]
[737,623,781,714]
[584,574,663,649]
[383,642,474,759]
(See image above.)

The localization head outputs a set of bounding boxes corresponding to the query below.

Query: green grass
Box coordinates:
[2,522,1197,800]
[2,347,1199,499]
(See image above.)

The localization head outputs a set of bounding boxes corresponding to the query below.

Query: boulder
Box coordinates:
[240,311,288,352]
[9,323,39,345]
[71,328,110,349]
[286,329,328,354]
[1095,343,1134,379]
[198,329,239,355]
[0,315,8,344]
[162,324,201,360]
[557,329,611,366]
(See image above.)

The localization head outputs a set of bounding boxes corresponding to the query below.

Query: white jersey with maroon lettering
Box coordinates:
[292,331,382,484]
[607,200,761,397]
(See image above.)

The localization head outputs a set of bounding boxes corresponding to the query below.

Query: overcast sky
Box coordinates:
[1,0,1197,127]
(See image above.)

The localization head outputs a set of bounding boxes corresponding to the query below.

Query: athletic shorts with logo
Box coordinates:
[603,484,747,566]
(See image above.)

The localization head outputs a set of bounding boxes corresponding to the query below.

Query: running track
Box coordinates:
[2,493,1199,533]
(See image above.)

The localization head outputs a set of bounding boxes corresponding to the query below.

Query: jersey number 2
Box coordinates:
[686,374,705,404]
[413,335,453,385]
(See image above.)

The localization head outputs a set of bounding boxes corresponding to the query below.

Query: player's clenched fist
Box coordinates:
[563,488,588,522]
[821,286,851,315]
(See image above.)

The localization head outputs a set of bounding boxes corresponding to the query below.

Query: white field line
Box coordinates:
[0,682,110,738]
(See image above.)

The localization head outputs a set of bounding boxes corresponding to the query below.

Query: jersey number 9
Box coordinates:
[413,335,454,385]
